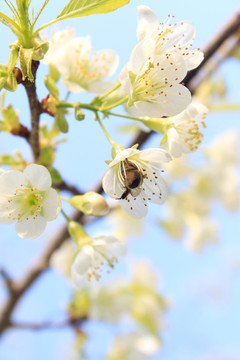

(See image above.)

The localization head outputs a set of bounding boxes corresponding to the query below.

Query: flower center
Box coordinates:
[176,118,206,151]
[6,185,44,222]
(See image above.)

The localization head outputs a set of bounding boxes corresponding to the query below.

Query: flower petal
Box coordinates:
[167,127,183,157]
[102,167,125,199]
[184,50,204,71]
[24,164,52,190]
[142,170,168,204]
[138,148,172,165]
[0,170,25,194]
[62,79,86,93]
[128,38,156,73]
[119,193,148,218]
[159,21,196,52]
[137,5,159,41]
[88,80,117,95]
[42,188,61,221]
[119,65,133,97]
[93,236,126,257]
[135,84,191,117]
[90,50,119,78]
[71,246,94,288]
[109,148,139,167]
[15,216,46,239]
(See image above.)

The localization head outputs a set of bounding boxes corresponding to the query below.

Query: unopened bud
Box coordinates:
[70,192,109,216]
[74,107,85,121]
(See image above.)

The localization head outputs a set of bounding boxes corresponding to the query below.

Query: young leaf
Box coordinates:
[35,0,130,32]
[57,0,130,20]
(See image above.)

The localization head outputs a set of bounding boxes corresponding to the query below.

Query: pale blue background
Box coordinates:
[0,0,240,359]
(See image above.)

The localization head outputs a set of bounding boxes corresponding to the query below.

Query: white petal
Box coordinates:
[102,167,124,199]
[153,52,187,84]
[142,170,168,204]
[0,170,25,194]
[62,79,86,93]
[173,102,208,124]
[128,38,156,73]
[0,168,6,175]
[159,21,195,51]
[94,236,126,257]
[71,246,93,288]
[136,84,191,117]
[138,148,172,164]
[88,81,117,95]
[72,246,93,274]
[42,188,61,221]
[137,5,159,41]
[167,128,183,157]
[24,164,52,190]
[15,216,47,239]
[184,50,204,71]
[119,193,148,218]
[119,65,133,97]
[90,50,119,78]
[0,205,15,224]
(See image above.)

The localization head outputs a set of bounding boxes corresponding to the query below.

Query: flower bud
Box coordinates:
[70,192,109,216]
[74,107,85,121]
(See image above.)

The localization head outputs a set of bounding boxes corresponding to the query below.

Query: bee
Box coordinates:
[118,162,143,200]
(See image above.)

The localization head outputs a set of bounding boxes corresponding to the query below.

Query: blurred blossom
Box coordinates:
[43,29,119,94]
[185,216,219,253]
[71,232,126,288]
[107,207,145,242]
[165,103,207,157]
[50,239,76,278]
[203,130,240,167]
[106,332,161,360]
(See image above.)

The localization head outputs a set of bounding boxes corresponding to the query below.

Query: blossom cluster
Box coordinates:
[0,5,208,290]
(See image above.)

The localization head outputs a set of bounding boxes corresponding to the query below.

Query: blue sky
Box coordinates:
[0,0,240,359]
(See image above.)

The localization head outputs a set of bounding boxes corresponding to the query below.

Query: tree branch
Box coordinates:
[9,316,87,331]
[0,9,240,336]
[22,61,42,161]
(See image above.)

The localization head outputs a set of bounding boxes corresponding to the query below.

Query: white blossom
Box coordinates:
[0,164,61,238]
[186,216,219,253]
[107,332,161,360]
[71,236,125,288]
[166,103,208,157]
[120,38,191,117]
[137,5,204,71]
[102,147,171,218]
[42,28,75,66]
[43,29,119,94]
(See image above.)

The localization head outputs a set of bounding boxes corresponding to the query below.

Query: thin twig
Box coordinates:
[9,316,87,331]
[0,9,240,335]
[53,180,83,196]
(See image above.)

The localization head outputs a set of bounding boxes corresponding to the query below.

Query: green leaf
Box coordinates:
[39,146,55,166]
[44,74,59,98]
[35,0,130,32]
[55,111,69,133]
[49,167,62,184]
[57,0,130,20]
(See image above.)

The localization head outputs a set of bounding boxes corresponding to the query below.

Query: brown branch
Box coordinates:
[53,180,84,196]
[9,316,87,331]
[184,7,240,87]
[0,9,240,335]
[22,61,42,161]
